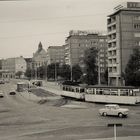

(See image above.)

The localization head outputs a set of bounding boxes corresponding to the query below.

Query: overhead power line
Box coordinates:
[0,31,68,39]
[0,13,106,23]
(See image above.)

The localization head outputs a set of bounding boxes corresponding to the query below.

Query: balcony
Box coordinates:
[65,47,69,50]
[108,29,116,35]
[108,38,117,43]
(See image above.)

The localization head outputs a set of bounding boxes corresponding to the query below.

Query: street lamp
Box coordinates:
[45,61,48,81]
[55,61,57,82]
[98,49,101,85]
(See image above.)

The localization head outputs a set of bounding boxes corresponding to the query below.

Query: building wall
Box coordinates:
[107,2,140,86]
[47,46,65,65]
[2,58,15,72]
[1,56,27,79]
[15,57,27,73]
[65,31,108,77]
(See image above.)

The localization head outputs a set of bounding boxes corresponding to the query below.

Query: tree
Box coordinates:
[15,71,23,78]
[25,68,35,79]
[37,66,46,79]
[47,63,56,80]
[125,48,140,86]
[82,47,98,85]
[104,68,108,85]
[58,64,71,80]
[47,63,71,80]
[72,64,82,82]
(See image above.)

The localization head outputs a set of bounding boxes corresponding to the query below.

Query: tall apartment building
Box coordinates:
[65,30,108,82]
[107,2,140,86]
[47,46,65,65]
[32,42,47,69]
[1,56,27,79]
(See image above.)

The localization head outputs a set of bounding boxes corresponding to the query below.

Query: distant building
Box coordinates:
[107,2,140,86]
[0,59,2,78]
[65,30,108,83]
[1,56,27,79]
[24,58,32,70]
[32,42,47,69]
[0,59,2,70]
[47,46,65,65]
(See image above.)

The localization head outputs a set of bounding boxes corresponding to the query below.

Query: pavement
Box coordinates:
[87,136,140,140]
[41,81,140,140]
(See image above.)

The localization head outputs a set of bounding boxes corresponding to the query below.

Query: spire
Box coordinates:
[38,42,43,51]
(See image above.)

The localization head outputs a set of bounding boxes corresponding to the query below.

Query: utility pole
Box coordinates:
[55,61,57,82]
[45,61,48,81]
[70,44,73,81]
[98,49,101,85]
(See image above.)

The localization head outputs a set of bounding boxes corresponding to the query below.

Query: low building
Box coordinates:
[2,56,27,79]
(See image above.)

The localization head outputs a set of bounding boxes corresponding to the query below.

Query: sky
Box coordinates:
[0,0,137,58]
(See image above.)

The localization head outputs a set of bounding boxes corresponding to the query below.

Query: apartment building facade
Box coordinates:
[47,46,65,65]
[1,56,27,79]
[107,2,140,86]
[65,30,108,82]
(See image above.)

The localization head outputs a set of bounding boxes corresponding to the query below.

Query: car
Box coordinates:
[0,80,5,84]
[9,90,16,95]
[99,104,129,118]
[0,92,4,98]
[32,80,43,87]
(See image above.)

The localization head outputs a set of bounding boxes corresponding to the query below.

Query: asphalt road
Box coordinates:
[0,80,140,140]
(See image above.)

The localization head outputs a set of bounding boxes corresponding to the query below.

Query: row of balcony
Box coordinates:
[107,16,116,25]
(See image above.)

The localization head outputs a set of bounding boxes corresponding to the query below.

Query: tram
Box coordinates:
[60,84,140,105]
[60,85,85,100]
[85,86,140,105]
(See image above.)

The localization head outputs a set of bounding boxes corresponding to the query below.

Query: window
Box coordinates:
[134,16,140,20]
[134,24,140,29]
[134,33,140,37]
[99,39,104,42]
[109,67,112,72]
[135,41,140,46]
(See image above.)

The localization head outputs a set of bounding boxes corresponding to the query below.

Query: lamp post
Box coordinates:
[107,123,122,140]
[55,61,57,82]
[45,61,48,81]
[98,49,101,85]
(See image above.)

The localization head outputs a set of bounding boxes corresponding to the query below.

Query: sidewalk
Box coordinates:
[83,136,140,140]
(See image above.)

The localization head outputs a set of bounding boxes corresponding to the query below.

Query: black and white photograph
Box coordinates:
[0,0,140,139]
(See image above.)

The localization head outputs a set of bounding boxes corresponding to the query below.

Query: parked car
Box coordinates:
[9,90,16,95]
[32,80,43,87]
[0,80,5,84]
[0,92,4,98]
[99,104,129,118]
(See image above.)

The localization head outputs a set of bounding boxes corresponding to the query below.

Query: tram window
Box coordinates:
[129,90,133,96]
[80,89,84,93]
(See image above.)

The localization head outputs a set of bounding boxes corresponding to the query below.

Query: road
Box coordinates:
[0,80,140,140]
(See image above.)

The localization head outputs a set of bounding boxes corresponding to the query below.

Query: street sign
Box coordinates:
[108,123,122,127]
[107,123,122,140]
